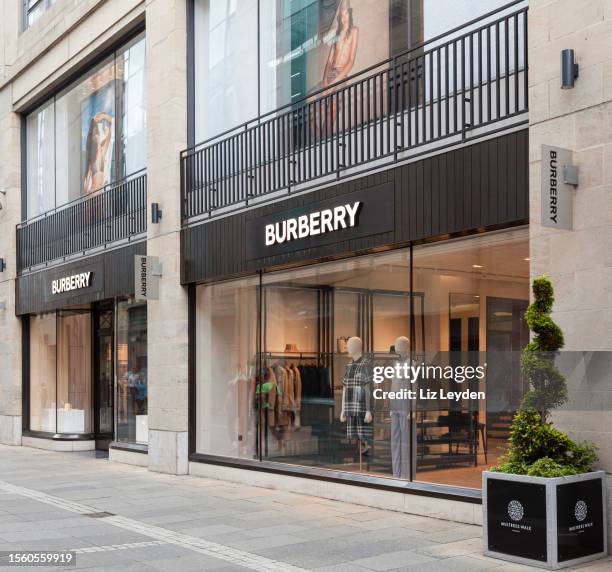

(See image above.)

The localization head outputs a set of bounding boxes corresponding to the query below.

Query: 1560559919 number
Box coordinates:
[0,551,76,567]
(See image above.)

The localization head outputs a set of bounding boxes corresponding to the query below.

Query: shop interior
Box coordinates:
[196,228,529,489]
[27,298,148,448]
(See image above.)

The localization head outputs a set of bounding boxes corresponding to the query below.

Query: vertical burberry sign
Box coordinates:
[135,255,160,301]
[541,145,573,230]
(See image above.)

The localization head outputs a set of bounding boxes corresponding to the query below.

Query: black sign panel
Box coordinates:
[557,479,604,563]
[245,184,395,260]
[44,261,104,303]
[487,478,547,562]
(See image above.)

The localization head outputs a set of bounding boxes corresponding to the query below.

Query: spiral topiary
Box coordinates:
[494,276,597,476]
[520,276,566,420]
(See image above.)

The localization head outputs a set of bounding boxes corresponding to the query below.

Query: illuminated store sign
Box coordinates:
[246,184,395,260]
[265,202,361,246]
[51,272,92,295]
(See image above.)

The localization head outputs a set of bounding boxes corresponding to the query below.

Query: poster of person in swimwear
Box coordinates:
[81,77,115,196]
[317,0,389,131]
[322,0,389,84]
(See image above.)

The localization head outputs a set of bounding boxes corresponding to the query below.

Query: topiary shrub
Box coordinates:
[493,409,596,476]
[494,276,597,477]
[520,276,566,421]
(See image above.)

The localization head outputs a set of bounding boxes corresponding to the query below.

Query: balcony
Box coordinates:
[181,3,528,224]
[17,169,147,273]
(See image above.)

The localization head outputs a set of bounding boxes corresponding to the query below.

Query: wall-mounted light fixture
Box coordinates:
[151,202,163,224]
[0,258,6,272]
[561,49,579,89]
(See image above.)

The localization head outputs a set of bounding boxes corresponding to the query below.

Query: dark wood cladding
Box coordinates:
[183,130,528,284]
[16,242,146,315]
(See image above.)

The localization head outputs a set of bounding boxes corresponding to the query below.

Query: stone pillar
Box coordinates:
[145,0,189,474]
[0,85,23,446]
[529,0,612,550]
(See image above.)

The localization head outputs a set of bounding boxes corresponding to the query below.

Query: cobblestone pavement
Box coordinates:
[0,445,610,571]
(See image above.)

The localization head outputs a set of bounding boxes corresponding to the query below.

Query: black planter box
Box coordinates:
[483,470,607,569]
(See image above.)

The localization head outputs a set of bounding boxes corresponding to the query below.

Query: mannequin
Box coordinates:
[340,336,373,455]
[391,335,410,479]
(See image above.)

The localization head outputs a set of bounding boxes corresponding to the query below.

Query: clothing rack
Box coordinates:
[261,351,334,360]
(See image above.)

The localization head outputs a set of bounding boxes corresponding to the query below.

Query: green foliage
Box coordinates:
[493,277,597,478]
[525,458,578,478]
[495,409,597,476]
[520,276,566,420]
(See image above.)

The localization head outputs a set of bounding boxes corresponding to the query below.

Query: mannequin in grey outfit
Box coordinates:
[391,336,411,479]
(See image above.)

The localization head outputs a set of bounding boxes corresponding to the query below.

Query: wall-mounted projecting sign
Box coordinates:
[135,255,160,301]
[541,145,574,230]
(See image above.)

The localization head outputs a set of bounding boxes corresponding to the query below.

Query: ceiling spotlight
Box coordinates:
[524,257,530,261]
[472,264,483,269]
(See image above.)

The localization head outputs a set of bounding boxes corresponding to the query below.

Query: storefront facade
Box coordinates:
[3,0,612,540]
[18,246,148,451]
[183,127,530,501]
[13,26,149,454]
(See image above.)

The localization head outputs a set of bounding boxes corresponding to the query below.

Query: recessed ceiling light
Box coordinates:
[472,264,483,269]
[524,257,530,261]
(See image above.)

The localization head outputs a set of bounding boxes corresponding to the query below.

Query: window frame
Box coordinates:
[22,0,55,31]
[21,28,146,221]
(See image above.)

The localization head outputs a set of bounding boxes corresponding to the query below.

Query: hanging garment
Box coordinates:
[298,365,312,397]
[255,368,277,427]
[282,367,295,413]
[320,366,332,398]
[291,365,302,411]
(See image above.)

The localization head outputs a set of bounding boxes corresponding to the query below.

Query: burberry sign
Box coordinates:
[541,145,573,230]
[246,184,395,260]
[51,272,92,295]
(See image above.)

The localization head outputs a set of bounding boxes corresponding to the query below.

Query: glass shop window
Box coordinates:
[116,299,148,444]
[25,34,146,219]
[28,310,92,435]
[195,227,530,490]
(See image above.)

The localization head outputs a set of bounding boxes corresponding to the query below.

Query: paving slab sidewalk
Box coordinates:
[0,445,609,572]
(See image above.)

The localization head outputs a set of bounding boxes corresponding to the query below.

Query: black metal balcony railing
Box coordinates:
[17,169,147,272]
[181,2,528,222]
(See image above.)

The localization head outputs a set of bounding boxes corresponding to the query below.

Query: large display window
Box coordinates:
[26,298,147,444]
[29,310,92,435]
[192,0,514,143]
[195,227,529,490]
[25,33,146,219]
[116,299,148,444]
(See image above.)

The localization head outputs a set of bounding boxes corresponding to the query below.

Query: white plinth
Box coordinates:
[57,409,85,433]
[136,415,149,444]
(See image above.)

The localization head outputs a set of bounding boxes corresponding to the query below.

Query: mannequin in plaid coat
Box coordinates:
[340,337,373,450]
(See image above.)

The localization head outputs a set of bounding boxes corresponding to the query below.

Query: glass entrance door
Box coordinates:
[94,306,114,449]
